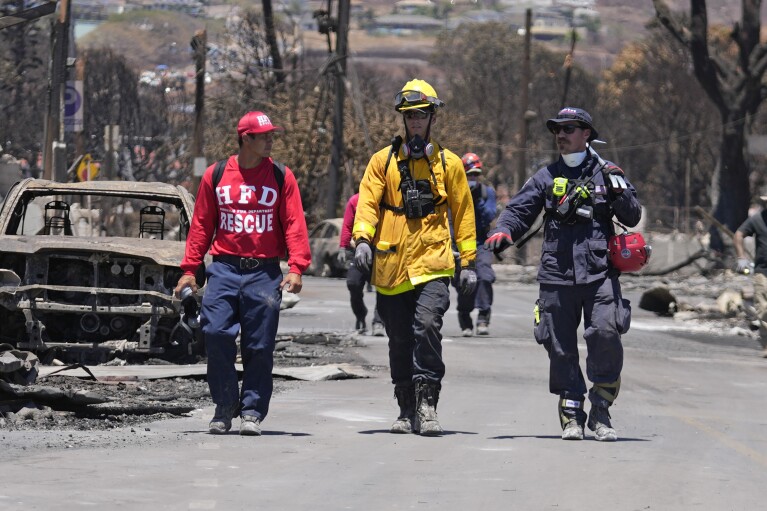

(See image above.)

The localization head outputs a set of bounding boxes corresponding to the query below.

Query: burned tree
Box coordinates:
[652,0,767,255]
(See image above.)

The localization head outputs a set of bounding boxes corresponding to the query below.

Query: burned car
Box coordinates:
[0,178,204,362]
[305,218,346,278]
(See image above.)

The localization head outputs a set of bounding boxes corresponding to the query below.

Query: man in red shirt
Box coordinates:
[175,111,311,436]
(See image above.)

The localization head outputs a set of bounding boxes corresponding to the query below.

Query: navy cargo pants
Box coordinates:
[534,276,630,407]
[377,278,450,386]
[201,259,282,420]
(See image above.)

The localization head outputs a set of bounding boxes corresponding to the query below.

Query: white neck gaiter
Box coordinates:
[562,150,587,167]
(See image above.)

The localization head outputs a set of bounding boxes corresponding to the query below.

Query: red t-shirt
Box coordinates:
[181,155,311,275]
[339,193,358,249]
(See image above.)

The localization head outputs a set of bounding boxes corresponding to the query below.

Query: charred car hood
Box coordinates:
[0,235,186,266]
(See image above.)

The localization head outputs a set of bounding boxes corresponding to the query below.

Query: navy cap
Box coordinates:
[546,107,599,141]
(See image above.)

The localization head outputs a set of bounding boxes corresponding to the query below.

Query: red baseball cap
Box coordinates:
[237,111,284,136]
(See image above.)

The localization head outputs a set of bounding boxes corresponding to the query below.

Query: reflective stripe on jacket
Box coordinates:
[353,142,476,294]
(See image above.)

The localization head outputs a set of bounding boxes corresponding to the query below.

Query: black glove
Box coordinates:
[337,249,347,266]
[484,227,513,253]
[354,240,372,272]
[459,267,477,295]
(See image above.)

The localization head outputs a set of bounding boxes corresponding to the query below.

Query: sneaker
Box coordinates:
[561,419,584,440]
[355,319,367,334]
[208,404,235,434]
[476,324,489,336]
[461,328,473,337]
[588,406,617,442]
[240,415,262,436]
[208,419,230,434]
[372,322,385,337]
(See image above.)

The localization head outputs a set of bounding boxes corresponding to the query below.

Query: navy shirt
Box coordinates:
[495,155,642,285]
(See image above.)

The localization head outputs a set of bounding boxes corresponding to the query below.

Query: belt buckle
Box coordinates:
[240,257,259,270]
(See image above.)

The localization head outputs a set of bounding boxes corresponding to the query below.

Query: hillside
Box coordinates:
[76,1,763,77]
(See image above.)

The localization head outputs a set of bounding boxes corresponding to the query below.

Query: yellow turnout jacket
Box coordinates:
[353,141,476,295]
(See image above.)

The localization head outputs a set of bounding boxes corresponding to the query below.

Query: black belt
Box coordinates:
[213,254,280,270]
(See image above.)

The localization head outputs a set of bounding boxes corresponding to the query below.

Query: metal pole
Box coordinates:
[43,0,71,180]
[514,9,533,265]
[191,29,207,195]
[515,8,532,195]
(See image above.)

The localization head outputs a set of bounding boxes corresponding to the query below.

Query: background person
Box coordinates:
[338,192,384,336]
[175,111,311,436]
[452,152,497,336]
[353,78,477,436]
[734,191,767,358]
[485,107,641,441]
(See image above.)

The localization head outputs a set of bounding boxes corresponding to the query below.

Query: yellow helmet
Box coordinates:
[394,79,445,112]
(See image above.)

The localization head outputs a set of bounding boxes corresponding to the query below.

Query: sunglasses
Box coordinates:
[550,124,582,135]
[403,111,430,120]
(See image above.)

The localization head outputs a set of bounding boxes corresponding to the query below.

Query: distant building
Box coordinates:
[368,14,445,36]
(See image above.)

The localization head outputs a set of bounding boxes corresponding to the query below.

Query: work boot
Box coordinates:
[208,404,236,434]
[561,420,584,440]
[588,405,617,442]
[240,415,262,436]
[476,323,489,336]
[372,322,385,337]
[390,384,415,434]
[414,380,443,436]
[558,398,586,441]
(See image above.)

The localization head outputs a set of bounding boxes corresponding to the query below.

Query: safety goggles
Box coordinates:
[403,110,430,120]
[550,124,582,135]
[394,90,443,110]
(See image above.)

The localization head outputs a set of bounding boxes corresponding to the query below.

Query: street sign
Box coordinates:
[64,81,83,133]
[76,153,99,182]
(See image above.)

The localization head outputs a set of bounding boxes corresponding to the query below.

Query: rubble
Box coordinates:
[0,332,375,432]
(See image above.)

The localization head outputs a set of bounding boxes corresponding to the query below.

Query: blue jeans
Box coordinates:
[377,278,450,386]
[201,260,282,420]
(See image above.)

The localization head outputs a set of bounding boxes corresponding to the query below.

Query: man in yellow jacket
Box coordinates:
[353,79,477,435]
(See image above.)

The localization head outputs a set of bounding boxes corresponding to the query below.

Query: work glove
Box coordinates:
[354,240,372,272]
[459,267,477,295]
[736,258,752,275]
[604,164,628,194]
[484,227,513,253]
[337,249,347,266]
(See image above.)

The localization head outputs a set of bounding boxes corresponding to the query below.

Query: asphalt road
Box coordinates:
[1,275,765,511]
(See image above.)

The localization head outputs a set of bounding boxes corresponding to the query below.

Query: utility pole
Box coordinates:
[326,0,349,218]
[262,0,284,85]
[42,0,72,181]
[514,8,532,195]
[514,8,533,265]
[190,29,207,195]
